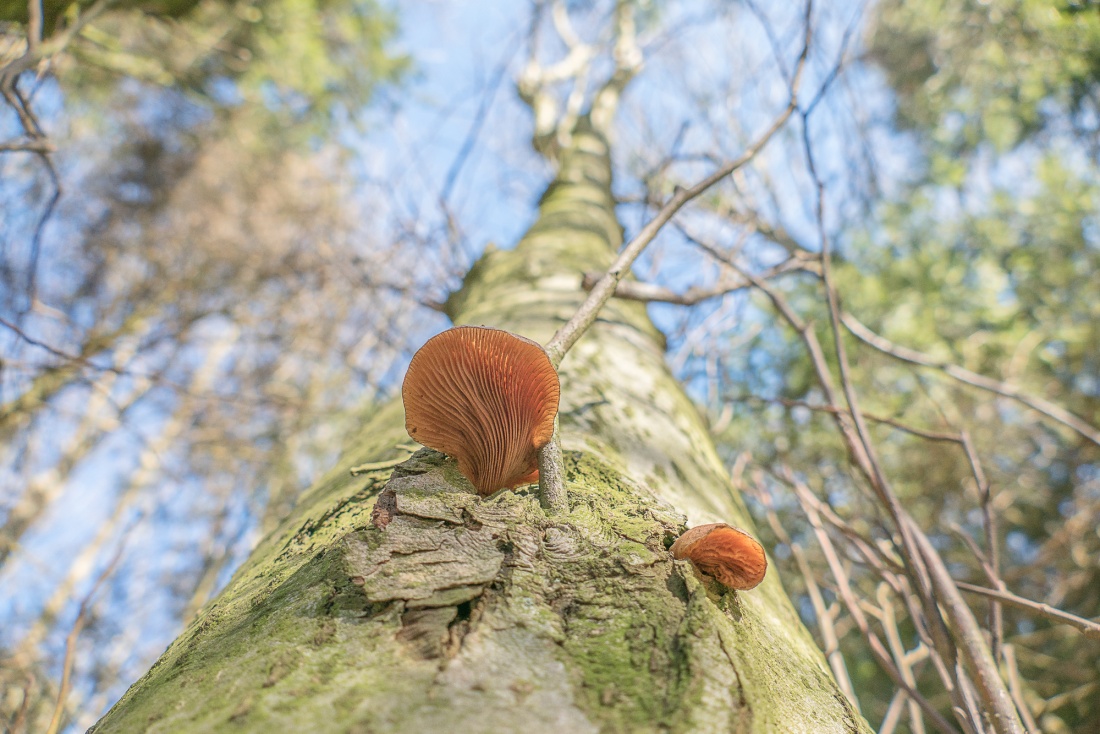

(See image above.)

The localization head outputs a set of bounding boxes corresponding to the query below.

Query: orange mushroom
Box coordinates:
[401,326,560,496]
[670,523,767,591]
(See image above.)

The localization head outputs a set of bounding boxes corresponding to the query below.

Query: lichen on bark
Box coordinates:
[93,126,870,733]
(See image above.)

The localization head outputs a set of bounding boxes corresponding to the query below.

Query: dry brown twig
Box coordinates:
[10,673,36,734]
[781,472,959,734]
[840,312,1100,447]
[741,468,861,712]
[43,542,125,734]
[579,253,817,306]
[1001,645,1040,733]
[953,581,1100,641]
[572,5,1095,725]
[1,0,116,82]
[573,11,1039,723]
[602,249,1096,721]
[877,583,927,734]
[786,465,1099,699]
[745,390,1017,669]
[592,23,1029,723]
[2,0,118,302]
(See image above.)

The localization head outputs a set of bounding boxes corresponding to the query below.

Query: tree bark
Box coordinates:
[93,126,870,733]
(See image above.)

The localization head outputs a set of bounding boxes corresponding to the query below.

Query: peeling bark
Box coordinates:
[93,126,870,733]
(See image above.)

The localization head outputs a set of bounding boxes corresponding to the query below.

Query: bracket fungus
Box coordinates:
[670,523,767,591]
[401,326,560,496]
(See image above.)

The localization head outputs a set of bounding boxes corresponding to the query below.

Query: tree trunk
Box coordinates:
[93,126,870,733]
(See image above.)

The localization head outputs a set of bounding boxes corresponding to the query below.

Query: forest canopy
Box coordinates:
[2,0,1098,732]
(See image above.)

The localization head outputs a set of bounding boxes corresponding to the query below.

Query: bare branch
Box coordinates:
[580,254,817,306]
[439,38,519,206]
[840,312,1100,447]
[792,44,1024,726]
[958,430,1003,662]
[878,584,927,734]
[789,476,959,734]
[10,673,35,734]
[745,474,861,712]
[0,137,54,153]
[908,520,1024,734]
[1002,645,1040,732]
[536,0,815,512]
[348,444,418,476]
[550,0,582,50]
[27,0,44,56]
[516,0,595,156]
[1,0,116,82]
[545,3,813,366]
[741,395,963,443]
[44,543,125,734]
[955,581,1100,640]
[0,316,88,366]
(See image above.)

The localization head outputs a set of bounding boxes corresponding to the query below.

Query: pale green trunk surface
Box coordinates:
[93,129,870,733]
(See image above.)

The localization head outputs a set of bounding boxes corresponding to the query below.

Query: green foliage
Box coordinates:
[870,0,1100,153]
[0,0,202,30]
[19,0,408,144]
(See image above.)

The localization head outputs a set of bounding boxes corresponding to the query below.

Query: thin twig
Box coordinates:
[841,312,1100,447]
[0,137,54,152]
[0,315,104,367]
[738,395,963,443]
[959,430,1003,662]
[544,4,812,366]
[743,472,860,712]
[1002,645,1040,732]
[536,0,815,514]
[2,0,117,302]
[1,0,116,82]
[0,314,283,410]
[440,36,518,206]
[10,673,35,734]
[783,470,965,717]
[26,136,60,304]
[44,544,125,734]
[878,583,926,734]
[908,519,1024,734]
[348,444,418,476]
[28,0,44,56]
[792,477,959,734]
[955,581,1100,640]
[579,254,817,306]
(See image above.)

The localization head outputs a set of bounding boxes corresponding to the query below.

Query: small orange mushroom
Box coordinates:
[670,523,767,591]
[401,326,560,496]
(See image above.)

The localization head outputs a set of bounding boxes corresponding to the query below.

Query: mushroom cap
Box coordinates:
[402,326,560,496]
[670,523,767,590]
